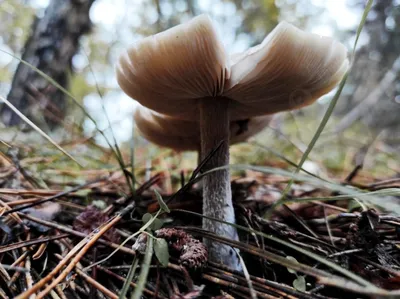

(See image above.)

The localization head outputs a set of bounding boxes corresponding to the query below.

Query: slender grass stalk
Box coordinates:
[264,0,374,218]
[131,235,153,299]
[83,49,136,194]
[199,164,400,214]
[118,257,139,299]
[175,209,381,291]
[0,49,134,187]
[0,95,81,166]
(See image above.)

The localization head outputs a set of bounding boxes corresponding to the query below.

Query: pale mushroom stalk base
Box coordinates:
[199,97,241,270]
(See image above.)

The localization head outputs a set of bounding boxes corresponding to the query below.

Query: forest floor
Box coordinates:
[1,140,400,299]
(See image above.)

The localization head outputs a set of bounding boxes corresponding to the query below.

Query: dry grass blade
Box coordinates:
[75,267,118,299]
[18,213,136,255]
[0,234,68,254]
[3,176,108,215]
[15,203,136,299]
[235,249,257,299]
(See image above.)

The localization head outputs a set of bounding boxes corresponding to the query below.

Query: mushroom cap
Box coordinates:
[134,105,272,151]
[117,14,349,121]
[117,14,227,119]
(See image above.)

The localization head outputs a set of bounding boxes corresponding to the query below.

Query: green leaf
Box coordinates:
[154,190,170,213]
[286,256,298,274]
[154,238,169,267]
[142,213,152,225]
[347,199,362,212]
[92,200,107,210]
[293,276,306,292]
[141,213,163,231]
[74,189,91,198]
[152,218,164,231]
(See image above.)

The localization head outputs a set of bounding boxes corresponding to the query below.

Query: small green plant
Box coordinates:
[142,190,170,267]
[118,191,170,299]
[286,256,307,292]
[141,213,164,231]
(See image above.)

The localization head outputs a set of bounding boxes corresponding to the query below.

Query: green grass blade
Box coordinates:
[131,235,153,299]
[82,49,135,194]
[175,209,381,291]
[130,123,136,193]
[0,49,128,173]
[352,0,373,57]
[0,95,82,167]
[251,141,328,181]
[118,257,139,299]
[199,164,400,215]
[264,0,373,218]
[265,72,349,216]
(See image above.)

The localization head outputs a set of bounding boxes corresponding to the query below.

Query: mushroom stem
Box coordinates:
[199,97,241,270]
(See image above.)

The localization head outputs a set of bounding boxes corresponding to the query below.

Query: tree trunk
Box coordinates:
[336,1,400,135]
[0,0,96,129]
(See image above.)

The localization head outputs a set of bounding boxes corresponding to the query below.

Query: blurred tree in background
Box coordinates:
[0,0,95,129]
[336,1,400,149]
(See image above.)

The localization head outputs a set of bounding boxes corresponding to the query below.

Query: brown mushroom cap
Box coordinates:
[116,15,227,119]
[226,22,349,120]
[117,14,349,121]
[134,105,272,151]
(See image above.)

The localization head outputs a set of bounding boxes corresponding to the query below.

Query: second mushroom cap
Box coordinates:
[134,105,273,151]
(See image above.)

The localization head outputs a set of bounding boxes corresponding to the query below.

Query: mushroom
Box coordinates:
[133,105,273,152]
[116,15,349,269]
